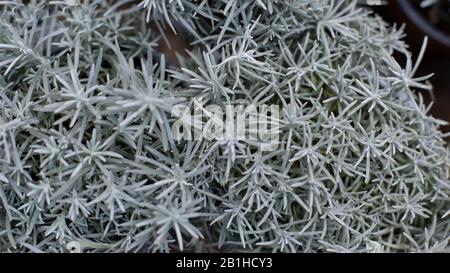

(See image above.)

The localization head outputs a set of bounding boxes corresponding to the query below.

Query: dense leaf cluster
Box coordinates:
[0,0,449,252]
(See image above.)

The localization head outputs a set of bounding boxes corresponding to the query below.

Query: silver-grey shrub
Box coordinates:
[0,0,449,253]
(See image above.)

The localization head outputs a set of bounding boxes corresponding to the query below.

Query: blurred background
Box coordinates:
[375,0,450,136]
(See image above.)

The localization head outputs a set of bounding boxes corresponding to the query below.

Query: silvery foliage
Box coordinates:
[0,0,449,253]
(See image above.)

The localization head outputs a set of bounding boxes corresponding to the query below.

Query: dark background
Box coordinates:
[375,1,450,135]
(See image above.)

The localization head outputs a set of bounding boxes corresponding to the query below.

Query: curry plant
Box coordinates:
[0,0,449,253]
